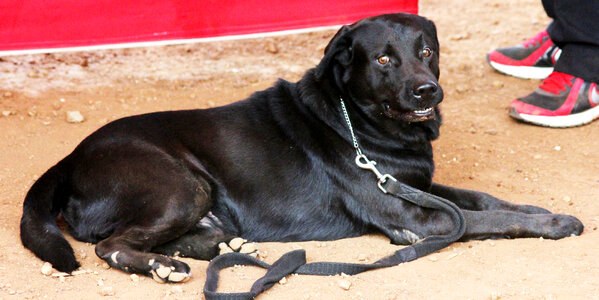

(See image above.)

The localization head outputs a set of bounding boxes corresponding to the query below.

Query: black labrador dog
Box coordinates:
[21,13,583,283]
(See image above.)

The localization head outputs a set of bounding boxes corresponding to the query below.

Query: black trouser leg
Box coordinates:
[542,0,599,82]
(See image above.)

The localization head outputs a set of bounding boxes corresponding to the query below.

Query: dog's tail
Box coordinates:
[20,161,80,273]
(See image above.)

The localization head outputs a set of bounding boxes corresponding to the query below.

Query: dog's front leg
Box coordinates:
[348,193,457,245]
[429,183,550,214]
[460,209,583,240]
[348,190,582,246]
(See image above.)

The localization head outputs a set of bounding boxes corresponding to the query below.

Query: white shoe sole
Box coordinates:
[489,61,553,79]
[510,105,599,128]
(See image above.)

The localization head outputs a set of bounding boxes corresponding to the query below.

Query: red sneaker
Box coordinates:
[487,30,561,79]
[509,72,599,127]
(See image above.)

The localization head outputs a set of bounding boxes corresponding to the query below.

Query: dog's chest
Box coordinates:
[212,150,434,241]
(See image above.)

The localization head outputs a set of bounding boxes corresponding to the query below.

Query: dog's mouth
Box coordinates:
[382,102,436,122]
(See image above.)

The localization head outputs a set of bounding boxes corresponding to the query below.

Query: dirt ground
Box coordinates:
[1,0,598,299]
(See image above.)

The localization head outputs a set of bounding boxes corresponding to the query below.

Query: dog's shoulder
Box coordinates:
[246,78,300,109]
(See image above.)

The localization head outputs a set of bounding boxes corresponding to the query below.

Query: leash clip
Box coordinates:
[355,154,397,194]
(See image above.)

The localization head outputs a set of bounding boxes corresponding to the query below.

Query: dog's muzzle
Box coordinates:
[382,80,442,122]
[383,102,437,122]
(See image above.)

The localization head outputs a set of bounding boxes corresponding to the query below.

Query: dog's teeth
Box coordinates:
[414,108,433,114]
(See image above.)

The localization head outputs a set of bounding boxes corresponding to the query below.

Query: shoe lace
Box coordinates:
[522,30,549,48]
[539,72,574,94]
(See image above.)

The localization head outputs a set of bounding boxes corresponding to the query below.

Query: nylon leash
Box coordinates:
[203,98,466,299]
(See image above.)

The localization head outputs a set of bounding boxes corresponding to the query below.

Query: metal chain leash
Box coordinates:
[339,98,398,193]
[339,98,362,156]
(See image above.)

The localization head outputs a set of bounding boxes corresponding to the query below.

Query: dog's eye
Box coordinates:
[377,55,390,65]
[422,48,433,58]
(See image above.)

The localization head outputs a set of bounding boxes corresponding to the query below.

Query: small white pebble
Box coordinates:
[239,243,257,254]
[156,266,171,278]
[130,274,140,282]
[279,277,287,285]
[358,254,367,261]
[338,279,351,290]
[218,242,234,255]
[102,263,110,269]
[228,238,246,251]
[41,262,53,275]
[554,145,561,151]
[100,286,114,296]
[66,111,85,123]
[563,196,572,203]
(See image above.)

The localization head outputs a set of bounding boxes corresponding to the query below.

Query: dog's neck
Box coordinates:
[297,69,440,152]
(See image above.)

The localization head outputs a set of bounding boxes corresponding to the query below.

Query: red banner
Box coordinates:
[0,1,418,54]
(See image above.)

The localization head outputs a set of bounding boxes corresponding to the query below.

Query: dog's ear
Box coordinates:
[424,19,440,54]
[423,19,441,79]
[315,25,354,81]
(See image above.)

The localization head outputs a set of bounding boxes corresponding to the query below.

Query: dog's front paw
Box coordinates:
[148,257,191,283]
[542,214,584,239]
[218,237,258,257]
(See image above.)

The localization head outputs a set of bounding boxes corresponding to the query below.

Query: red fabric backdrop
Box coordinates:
[0,0,418,53]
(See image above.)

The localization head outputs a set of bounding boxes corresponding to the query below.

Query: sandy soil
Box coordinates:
[1,0,598,299]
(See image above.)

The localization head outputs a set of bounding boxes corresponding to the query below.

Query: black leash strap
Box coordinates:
[204,180,466,299]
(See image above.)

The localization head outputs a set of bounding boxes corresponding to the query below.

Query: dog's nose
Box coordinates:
[413,81,438,99]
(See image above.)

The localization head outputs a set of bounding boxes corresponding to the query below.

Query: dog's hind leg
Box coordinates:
[429,183,551,214]
[154,212,258,259]
[94,183,209,283]
[66,143,220,282]
[153,212,232,259]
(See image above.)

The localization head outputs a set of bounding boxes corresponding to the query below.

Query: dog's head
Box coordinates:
[316,13,442,124]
